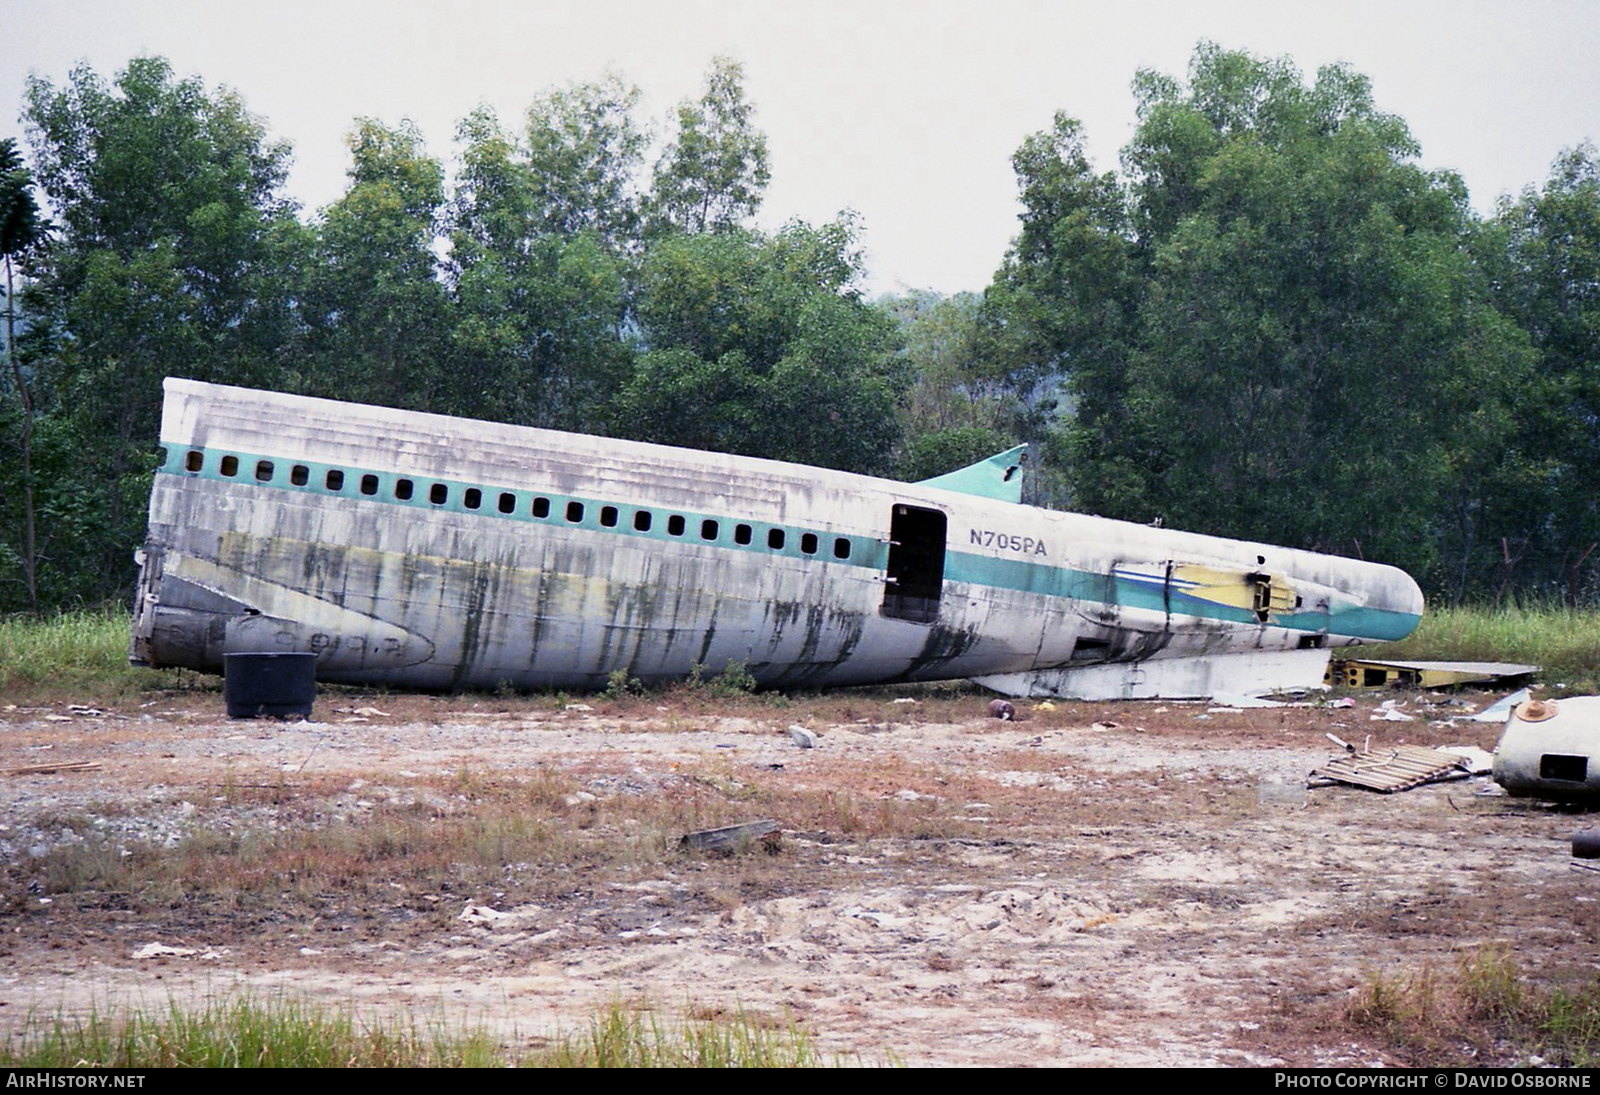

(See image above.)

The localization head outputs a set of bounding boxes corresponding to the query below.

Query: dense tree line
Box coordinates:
[969,45,1599,605]
[2,45,1597,614]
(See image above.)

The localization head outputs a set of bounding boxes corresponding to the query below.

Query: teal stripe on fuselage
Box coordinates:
[157,445,1419,642]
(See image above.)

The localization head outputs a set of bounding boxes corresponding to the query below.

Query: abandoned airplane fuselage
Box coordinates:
[130,379,1424,699]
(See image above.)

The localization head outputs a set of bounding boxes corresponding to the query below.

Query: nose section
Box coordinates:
[1371,564,1425,642]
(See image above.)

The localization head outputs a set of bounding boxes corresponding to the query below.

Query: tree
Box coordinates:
[22,57,303,603]
[618,216,904,471]
[876,290,1018,482]
[990,44,1532,582]
[523,75,647,251]
[647,57,770,235]
[446,106,634,430]
[301,119,452,411]
[1492,146,1600,601]
[1,138,48,611]
[978,112,1137,508]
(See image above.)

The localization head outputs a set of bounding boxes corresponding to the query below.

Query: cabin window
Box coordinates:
[326,469,345,492]
[881,504,947,624]
[430,483,449,505]
[833,537,851,560]
[185,450,203,472]
[734,523,753,545]
[532,497,550,519]
[667,515,686,536]
[767,528,786,550]
[394,478,415,500]
[360,474,379,496]
[800,533,818,555]
[600,505,619,527]
[701,519,719,541]
[290,464,309,486]
[498,491,516,514]
[565,500,584,522]
[255,460,274,482]
[220,455,239,477]
[634,510,653,532]
[464,488,482,510]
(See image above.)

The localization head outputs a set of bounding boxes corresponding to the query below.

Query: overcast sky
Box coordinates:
[6,0,1599,296]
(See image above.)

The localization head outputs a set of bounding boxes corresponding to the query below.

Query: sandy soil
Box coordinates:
[0,685,1594,1067]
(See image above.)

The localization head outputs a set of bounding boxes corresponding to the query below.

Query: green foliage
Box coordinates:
[0,998,851,1068]
[647,57,770,236]
[1485,145,1600,602]
[0,609,171,698]
[523,75,647,249]
[896,426,1016,484]
[301,118,451,411]
[15,57,303,608]
[682,660,758,697]
[987,43,1538,586]
[620,217,905,471]
[603,667,645,700]
[8,46,1600,612]
[447,106,635,430]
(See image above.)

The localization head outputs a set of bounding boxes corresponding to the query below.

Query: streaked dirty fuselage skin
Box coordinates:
[130,379,1424,699]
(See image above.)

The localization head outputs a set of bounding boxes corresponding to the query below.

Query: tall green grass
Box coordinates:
[0,609,174,700]
[1364,604,1600,693]
[0,998,850,1068]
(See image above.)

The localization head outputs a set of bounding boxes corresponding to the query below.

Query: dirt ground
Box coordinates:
[0,683,1594,1067]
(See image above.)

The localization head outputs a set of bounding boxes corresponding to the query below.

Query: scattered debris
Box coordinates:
[680,819,780,855]
[132,943,198,959]
[459,903,550,928]
[1327,658,1540,690]
[1310,744,1473,792]
[1465,688,1533,723]
[1208,692,1288,709]
[1371,700,1416,722]
[6,760,101,776]
[1434,746,1495,775]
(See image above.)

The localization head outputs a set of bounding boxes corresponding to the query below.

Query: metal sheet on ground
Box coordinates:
[1309,744,1471,792]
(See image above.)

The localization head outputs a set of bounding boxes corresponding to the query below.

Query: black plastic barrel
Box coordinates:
[223,652,317,719]
[1573,829,1600,859]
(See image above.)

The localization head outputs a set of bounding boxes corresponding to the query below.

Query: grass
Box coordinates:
[1362,603,1600,694]
[0,608,178,700]
[1346,946,1600,1066]
[9,752,989,920]
[0,998,847,1068]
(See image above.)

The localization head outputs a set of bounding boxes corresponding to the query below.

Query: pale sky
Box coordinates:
[6,0,1599,295]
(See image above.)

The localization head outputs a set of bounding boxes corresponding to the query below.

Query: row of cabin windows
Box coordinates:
[178,447,853,561]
